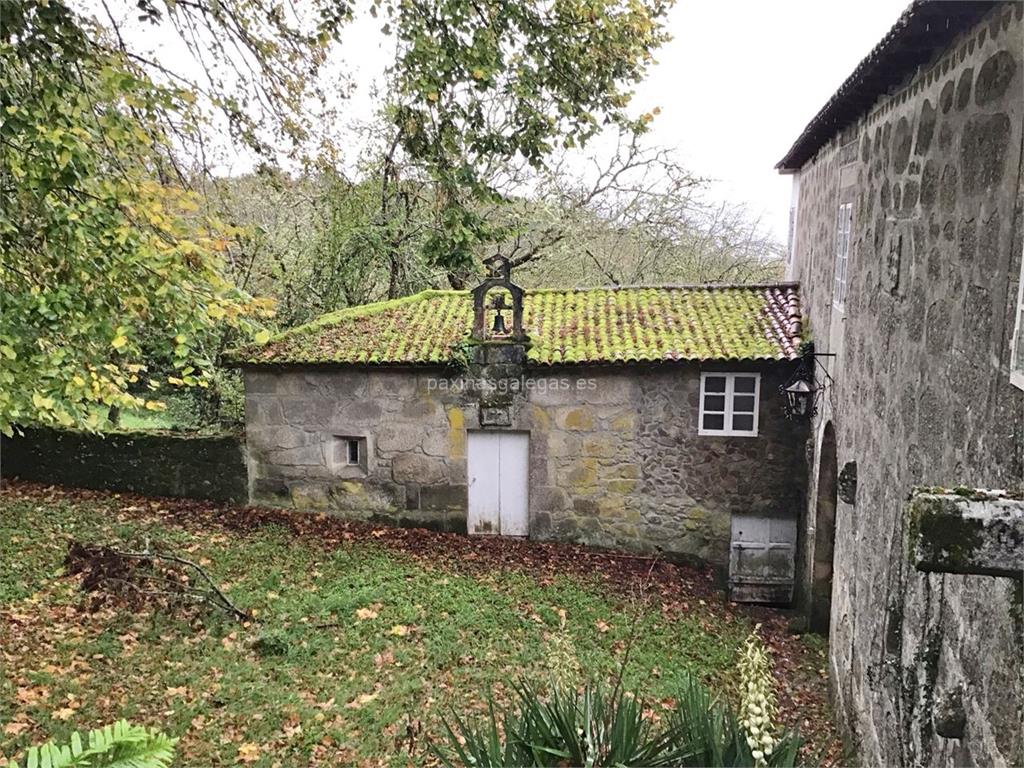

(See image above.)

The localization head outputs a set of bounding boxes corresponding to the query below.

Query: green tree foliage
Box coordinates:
[2,0,675,430]
[6,720,176,768]
[0,3,273,433]
[216,165,440,327]
[383,0,674,273]
[214,137,784,329]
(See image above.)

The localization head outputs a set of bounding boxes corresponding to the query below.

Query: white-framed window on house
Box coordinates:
[834,202,853,310]
[698,373,760,437]
[1012,241,1024,391]
[786,205,797,265]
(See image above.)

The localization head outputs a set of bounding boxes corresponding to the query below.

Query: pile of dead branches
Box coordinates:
[65,541,252,622]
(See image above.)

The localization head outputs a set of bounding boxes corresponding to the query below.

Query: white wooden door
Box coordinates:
[467,431,529,536]
[728,514,797,604]
[497,432,529,536]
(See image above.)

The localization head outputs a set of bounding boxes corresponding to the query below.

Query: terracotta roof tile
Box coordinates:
[234,284,804,366]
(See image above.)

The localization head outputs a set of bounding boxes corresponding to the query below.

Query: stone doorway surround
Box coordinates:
[810,421,838,634]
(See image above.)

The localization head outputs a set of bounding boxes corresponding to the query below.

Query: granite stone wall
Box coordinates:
[788,4,1024,765]
[243,362,806,568]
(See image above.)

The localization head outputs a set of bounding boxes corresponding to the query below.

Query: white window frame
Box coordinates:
[834,202,853,310]
[786,205,797,265]
[1012,240,1024,391]
[698,372,761,437]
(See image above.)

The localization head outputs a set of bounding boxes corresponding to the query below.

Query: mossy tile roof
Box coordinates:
[235,284,803,366]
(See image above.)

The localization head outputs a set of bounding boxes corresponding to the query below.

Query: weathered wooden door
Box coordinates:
[467,431,529,536]
[728,514,797,603]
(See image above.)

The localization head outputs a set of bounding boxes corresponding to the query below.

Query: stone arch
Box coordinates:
[811,421,838,634]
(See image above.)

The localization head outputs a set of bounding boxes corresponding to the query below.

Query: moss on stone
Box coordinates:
[229,285,804,366]
[606,478,637,494]
[562,408,594,430]
[567,458,598,487]
[609,412,636,433]
[908,496,984,570]
[446,407,466,458]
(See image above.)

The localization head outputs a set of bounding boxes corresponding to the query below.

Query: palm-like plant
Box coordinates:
[432,675,802,767]
[5,720,176,768]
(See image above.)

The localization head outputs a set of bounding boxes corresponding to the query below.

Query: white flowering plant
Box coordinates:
[738,625,782,767]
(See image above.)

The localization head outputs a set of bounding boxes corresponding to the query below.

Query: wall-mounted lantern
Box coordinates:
[780,346,835,421]
[784,377,817,419]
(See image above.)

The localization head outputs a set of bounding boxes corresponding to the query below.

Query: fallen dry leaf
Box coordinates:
[355,607,378,621]
[346,692,379,710]
[236,743,261,763]
[15,687,48,706]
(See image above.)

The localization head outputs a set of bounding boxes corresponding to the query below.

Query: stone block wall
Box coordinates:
[1,427,247,502]
[244,368,470,532]
[788,4,1024,765]
[243,362,807,568]
[525,366,806,567]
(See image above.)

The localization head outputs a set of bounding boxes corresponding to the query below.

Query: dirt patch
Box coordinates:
[64,540,253,622]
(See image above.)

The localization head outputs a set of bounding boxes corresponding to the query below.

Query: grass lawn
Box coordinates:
[0,483,839,766]
[85,404,219,433]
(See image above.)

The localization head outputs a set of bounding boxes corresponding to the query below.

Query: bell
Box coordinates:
[491,311,508,335]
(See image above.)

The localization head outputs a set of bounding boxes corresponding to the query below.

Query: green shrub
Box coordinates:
[6,720,176,768]
[165,368,244,430]
[431,676,802,767]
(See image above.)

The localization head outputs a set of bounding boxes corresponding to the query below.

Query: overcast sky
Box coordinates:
[634,0,907,241]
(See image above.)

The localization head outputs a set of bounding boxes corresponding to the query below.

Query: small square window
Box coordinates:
[698,373,760,437]
[733,395,756,413]
[734,377,756,394]
[332,435,366,472]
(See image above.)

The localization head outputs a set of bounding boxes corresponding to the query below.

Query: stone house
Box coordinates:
[778,1,1023,765]
[235,276,809,599]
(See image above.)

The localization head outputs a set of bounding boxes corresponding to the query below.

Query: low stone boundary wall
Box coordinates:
[1,427,247,503]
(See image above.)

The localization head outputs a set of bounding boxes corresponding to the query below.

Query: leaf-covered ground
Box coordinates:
[0,482,843,766]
